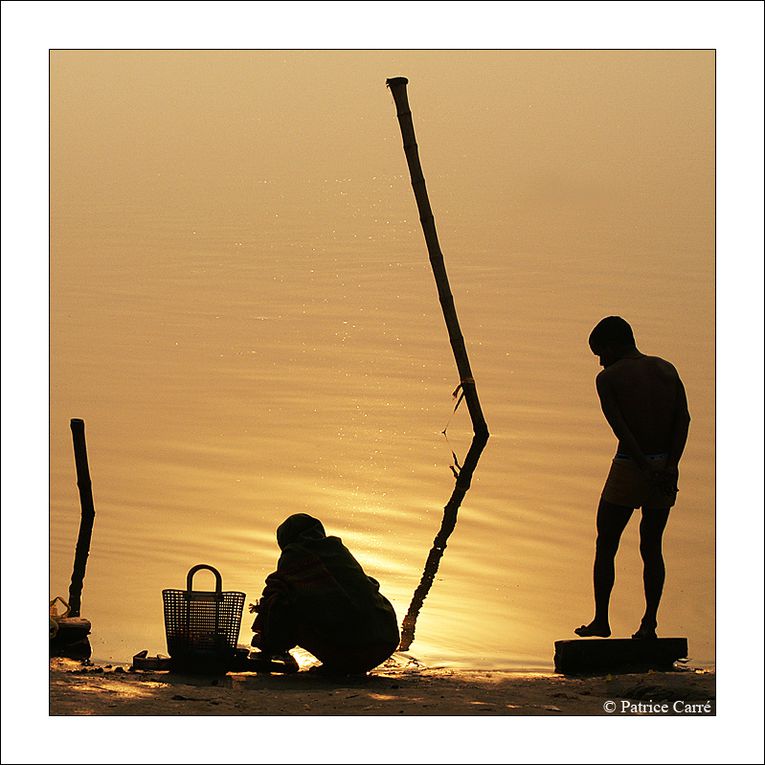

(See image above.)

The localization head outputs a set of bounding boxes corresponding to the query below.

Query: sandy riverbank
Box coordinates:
[49,656,715,716]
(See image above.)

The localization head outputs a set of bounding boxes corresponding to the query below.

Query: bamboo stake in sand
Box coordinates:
[67,418,96,618]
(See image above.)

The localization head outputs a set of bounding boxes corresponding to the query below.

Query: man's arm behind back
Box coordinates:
[596,355,689,463]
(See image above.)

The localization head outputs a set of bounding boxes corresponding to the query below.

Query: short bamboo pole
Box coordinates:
[67,418,96,618]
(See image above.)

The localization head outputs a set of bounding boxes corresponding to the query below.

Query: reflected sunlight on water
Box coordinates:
[50,50,714,669]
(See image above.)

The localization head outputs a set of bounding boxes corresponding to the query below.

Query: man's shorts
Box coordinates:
[601,453,677,509]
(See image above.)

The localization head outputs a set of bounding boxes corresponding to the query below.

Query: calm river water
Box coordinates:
[50,50,714,669]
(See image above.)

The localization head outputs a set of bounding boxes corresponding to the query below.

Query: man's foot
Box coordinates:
[631,620,658,639]
[574,621,611,638]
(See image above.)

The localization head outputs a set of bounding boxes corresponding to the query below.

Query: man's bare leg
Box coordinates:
[633,507,671,638]
[575,499,634,637]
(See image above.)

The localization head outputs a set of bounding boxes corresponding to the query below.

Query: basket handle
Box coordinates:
[186,564,223,594]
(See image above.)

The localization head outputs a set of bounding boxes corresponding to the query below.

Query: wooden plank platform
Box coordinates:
[554,638,688,675]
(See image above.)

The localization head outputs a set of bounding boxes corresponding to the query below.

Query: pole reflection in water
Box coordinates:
[399,430,489,650]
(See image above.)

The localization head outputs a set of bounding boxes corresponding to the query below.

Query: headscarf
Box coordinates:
[276,513,326,550]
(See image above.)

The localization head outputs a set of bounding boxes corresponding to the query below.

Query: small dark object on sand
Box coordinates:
[131,647,298,675]
[132,650,172,671]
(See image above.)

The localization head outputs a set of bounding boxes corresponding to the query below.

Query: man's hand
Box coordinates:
[648,465,679,497]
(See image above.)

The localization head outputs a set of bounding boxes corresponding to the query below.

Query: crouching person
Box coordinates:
[251,513,400,674]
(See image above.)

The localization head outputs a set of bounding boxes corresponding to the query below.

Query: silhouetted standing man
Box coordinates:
[576,317,691,639]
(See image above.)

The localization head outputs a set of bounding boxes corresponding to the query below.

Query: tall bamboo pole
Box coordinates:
[386,76,489,438]
[67,418,96,617]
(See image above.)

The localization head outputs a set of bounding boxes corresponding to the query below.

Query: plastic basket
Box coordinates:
[162,564,245,669]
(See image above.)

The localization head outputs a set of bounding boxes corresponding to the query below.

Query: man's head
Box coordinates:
[276,513,326,550]
[588,316,636,367]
